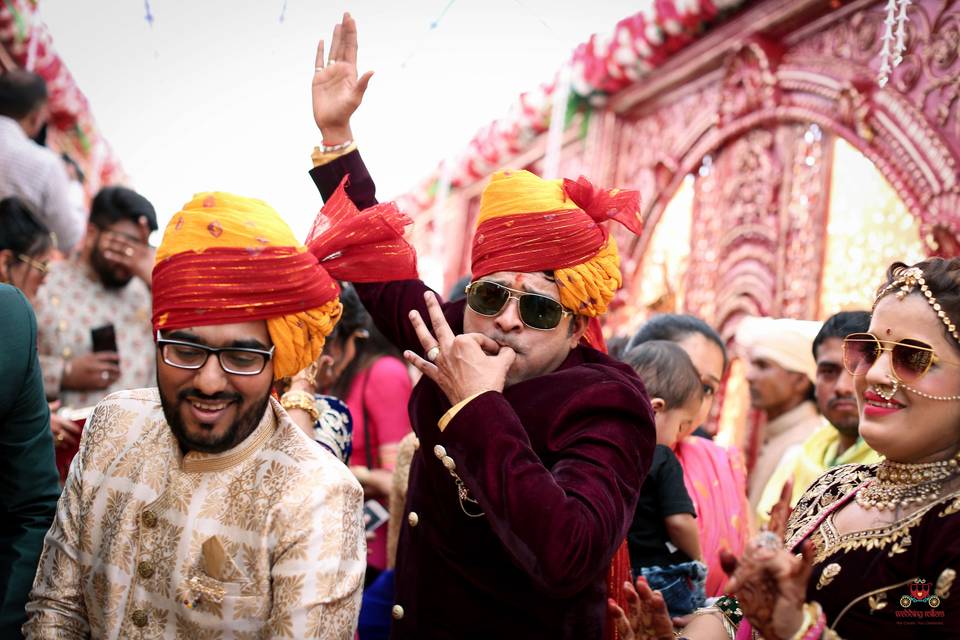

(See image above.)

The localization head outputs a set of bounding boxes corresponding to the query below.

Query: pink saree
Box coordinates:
[674,435,750,596]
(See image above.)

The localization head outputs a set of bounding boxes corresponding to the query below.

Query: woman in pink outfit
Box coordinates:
[326,285,413,580]
[628,314,750,597]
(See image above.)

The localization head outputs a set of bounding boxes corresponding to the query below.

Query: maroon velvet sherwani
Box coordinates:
[310,152,656,639]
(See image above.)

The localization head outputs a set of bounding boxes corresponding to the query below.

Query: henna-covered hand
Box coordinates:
[724,540,816,640]
[607,577,675,640]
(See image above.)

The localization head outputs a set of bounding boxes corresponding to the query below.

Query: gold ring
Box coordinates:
[56,433,64,442]
[124,247,134,257]
[426,346,440,362]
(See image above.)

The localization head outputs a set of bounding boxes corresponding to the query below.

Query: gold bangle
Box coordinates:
[690,607,736,640]
[788,601,823,640]
[280,389,320,422]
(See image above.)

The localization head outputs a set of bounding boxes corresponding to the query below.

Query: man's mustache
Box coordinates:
[178,389,242,403]
[828,396,857,409]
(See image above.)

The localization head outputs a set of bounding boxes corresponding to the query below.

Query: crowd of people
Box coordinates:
[1,13,959,640]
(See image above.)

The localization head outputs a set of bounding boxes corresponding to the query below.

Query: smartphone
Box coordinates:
[363,499,390,534]
[91,324,118,353]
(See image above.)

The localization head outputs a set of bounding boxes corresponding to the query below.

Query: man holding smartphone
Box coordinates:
[32,186,158,412]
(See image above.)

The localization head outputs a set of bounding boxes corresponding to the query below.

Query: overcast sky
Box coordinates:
[41,0,640,239]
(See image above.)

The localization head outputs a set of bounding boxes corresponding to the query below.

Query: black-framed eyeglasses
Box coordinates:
[842,332,960,384]
[156,331,274,376]
[17,254,49,275]
[464,280,572,330]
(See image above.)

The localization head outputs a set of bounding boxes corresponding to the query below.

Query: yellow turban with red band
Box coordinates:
[153,179,417,380]
[471,169,642,318]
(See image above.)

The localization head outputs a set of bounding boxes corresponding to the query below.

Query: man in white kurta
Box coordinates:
[24,190,369,639]
[736,316,823,510]
[24,389,364,639]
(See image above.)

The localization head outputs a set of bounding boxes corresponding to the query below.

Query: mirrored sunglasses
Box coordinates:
[464,280,571,331]
[842,332,960,384]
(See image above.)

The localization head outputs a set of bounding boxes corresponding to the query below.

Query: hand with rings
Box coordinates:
[403,290,516,406]
[61,352,120,391]
[50,405,82,448]
[99,217,156,285]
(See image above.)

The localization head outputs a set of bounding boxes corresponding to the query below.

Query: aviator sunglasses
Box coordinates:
[465,280,572,330]
[842,332,960,384]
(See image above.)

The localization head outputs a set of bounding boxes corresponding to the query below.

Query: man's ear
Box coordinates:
[791,372,813,397]
[82,222,99,253]
[650,397,666,414]
[0,248,13,282]
[23,106,46,138]
[569,315,590,347]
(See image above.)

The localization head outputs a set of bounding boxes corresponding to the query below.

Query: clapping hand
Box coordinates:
[312,12,373,144]
[607,576,675,640]
[723,480,814,640]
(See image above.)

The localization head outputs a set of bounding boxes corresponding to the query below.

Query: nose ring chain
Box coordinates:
[877,375,960,402]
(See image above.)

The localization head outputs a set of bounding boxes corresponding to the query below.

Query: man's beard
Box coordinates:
[160,386,270,454]
[90,245,133,290]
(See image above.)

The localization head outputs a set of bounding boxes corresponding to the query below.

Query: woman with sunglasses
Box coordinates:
[0,196,54,302]
[615,258,960,639]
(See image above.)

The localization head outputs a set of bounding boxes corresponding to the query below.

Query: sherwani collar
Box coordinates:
[180,397,278,473]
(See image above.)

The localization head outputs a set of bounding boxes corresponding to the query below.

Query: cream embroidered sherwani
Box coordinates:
[23,388,365,639]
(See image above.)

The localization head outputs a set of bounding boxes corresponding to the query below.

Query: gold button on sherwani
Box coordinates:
[141,510,157,528]
[130,609,148,627]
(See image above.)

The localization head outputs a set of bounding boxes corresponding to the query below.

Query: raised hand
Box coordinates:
[767,479,795,538]
[404,291,515,406]
[312,12,374,143]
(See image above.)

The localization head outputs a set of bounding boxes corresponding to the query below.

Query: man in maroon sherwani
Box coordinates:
[308,15,656,639]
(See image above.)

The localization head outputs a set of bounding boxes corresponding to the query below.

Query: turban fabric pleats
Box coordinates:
[471,170,642,320]
[152,177,417,379]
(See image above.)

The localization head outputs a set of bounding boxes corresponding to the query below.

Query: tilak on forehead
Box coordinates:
[874,265,960,345]
[152,177,417,379]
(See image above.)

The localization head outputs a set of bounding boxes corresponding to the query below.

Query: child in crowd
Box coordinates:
[623,340,707,617]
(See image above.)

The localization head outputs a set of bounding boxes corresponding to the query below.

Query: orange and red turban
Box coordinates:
[152,178,416,379]
[471,169,642,318]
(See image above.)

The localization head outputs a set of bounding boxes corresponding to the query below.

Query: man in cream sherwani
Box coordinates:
[23,190,368,639]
